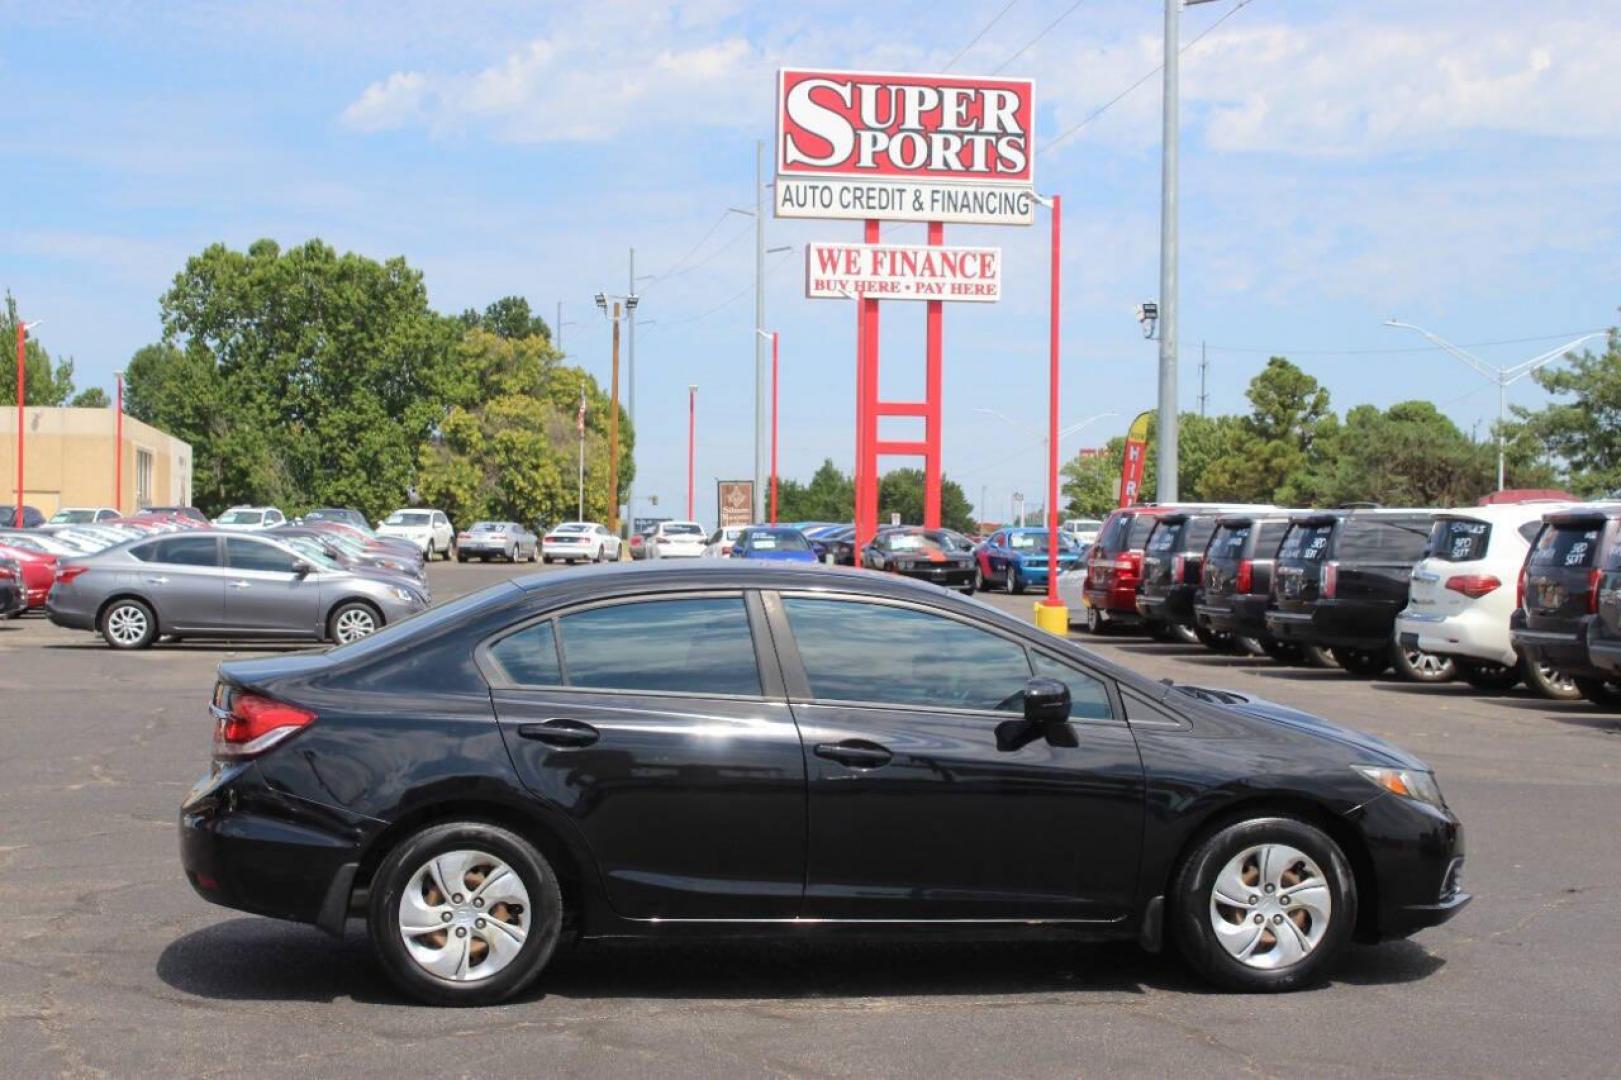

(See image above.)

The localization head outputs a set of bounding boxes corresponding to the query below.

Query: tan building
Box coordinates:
[0,407,192,516]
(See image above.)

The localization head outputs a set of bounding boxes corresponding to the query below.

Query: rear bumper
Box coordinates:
[1511,623,1601,679]
[1084,582,1143,619]
[1396,608,1517,666]
[542,543,592,558]
[1266,603,1394,652]
[1139,584,1197,625]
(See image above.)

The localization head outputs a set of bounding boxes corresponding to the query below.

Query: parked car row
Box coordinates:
[1068,496,1621,705]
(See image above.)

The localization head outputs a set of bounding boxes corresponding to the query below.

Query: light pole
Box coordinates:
[975,407,1118,520]
[554,301,577,356]
[576,388,586,521]
[755,329,781,524]
[1384,320,1604,491]
[1157,0,1223,504]
[594,291,638,534]
[14,318,42,528]
[114,371,125,512]
[687,384,698,521]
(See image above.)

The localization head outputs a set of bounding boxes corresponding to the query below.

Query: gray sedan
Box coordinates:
[455,521,538,563]
[46,531,428,649]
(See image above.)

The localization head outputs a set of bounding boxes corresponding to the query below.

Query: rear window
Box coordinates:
[1208,523,1252,562]
[1334,517,1432,562]
[1145,520,1183,555]
[663,523,705,536]
[1278,522,1335,564]
[1428,518,1492,563]
[1529,522,1605,568]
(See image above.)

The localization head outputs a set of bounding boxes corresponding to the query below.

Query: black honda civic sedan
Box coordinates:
[180,561,1468,1005]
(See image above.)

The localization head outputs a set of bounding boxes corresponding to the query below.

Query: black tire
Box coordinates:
[1166,621,1201,646]
[1259,638,1304,664]
[327,600,382,645]
[1085,604,1106,635]
[1573,676,1621,708]
[1520,654,1582,700]
[1390,641,1456,683]
[542,556,552,565]
[1171,816,1357,993]
[1234,635,1266,657]
[974,565,986,592]
[1335,647,1390,677]
[1004,564,1020,595]
[368,821,564,1006]
[100,597,157,650]
[1302,644,1338,669]
[457,552,468,564]
[1456,658,1521,692]
[1147,620,1173,642]
[1194,626,1235,652]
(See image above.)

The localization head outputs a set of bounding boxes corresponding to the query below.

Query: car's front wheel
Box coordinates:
[1172,816,1356,992]
[1573,676,1621,708]
[328,601,381,644]
[368,821,563,1006]
[101,598,157,649]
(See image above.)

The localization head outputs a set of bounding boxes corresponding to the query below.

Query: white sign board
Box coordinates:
[805,242,1002,302]
[776,178,1035,226]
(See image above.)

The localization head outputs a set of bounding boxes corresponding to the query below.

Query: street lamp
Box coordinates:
[1383,319,1604,491]
[687,384,698,521]
[595,293,638,535]
[14,318,42,528]
[114,370,125,512]
[755,328,781,524]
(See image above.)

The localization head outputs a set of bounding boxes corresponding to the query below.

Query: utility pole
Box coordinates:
[577,389,586,522]
[627,248,637,533]
[1156,0,1181,503]
[14,320,25,528]
[753,139,767,523]
[556,301,564,354]
[608,302,621,533]
[687,385,697,521]
[1198,340,1208,417]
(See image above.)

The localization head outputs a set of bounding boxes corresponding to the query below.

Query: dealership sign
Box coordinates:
[716,480,754,528]
[775,68,1035,226]
[805,242,1001,302]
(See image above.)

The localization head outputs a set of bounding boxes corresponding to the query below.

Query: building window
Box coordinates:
[136,449,153,508]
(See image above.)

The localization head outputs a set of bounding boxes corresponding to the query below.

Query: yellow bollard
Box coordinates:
[1034,601,1069,637]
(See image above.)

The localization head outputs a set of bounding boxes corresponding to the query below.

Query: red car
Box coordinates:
[0,540,59,609]
[1081,506,1177,634]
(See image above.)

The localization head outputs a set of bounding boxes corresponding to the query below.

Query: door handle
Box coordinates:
[228,581,251,590]
[814,740,893,768]
[145,576,168,585]
[516,719,600,748]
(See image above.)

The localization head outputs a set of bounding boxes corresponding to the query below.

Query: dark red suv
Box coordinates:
[1082,506,1174,633]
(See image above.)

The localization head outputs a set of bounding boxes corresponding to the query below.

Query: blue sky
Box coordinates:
[5,0,1618,523]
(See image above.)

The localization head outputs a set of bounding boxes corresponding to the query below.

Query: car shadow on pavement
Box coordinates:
[156,918,1444,1006]
[43,641,310,654]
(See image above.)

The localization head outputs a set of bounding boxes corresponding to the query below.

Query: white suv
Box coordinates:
[377,508,455,560]
[1396,501,1572,691]
[213,506,286,532]
[648,520,708,558]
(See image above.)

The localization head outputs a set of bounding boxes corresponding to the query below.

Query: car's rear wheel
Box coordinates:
[1391,642,1456,683]
[1456,658,1520,692]
[457,551,468,563]
[101,598,157,649]
[1166,622,1200,646]
[1085,605,1106,635]
[1335,647,1389,676]
[328,601,381,645]
[1521,655,1581,700]
[1302,644,1338,669]
[1259,638,1303,664]
[368,821,563,1006]
[1172,816,1355,993]
[1233,635,1266,657]
[1573,676,1621,708]
[1194,626,1234,652]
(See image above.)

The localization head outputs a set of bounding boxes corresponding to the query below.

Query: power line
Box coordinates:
[993,0,1091,75]
[656,249,798,329]
[642,210,735,292]
[944,0,1021,70]
[1040,0,1256,156]
[1198,329,1611,357]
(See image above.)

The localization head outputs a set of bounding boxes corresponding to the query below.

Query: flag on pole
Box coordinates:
[577,390,587,435]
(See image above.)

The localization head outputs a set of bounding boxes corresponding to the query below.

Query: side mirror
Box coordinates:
[292,560,314,577]
[1022,677,1071,726]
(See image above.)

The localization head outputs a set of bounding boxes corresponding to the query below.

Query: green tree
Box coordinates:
[459,296,551,341]
[776,459,854,522]
[1061,440,1127,517]
[70,386,110,408]
[878,467,976,532]
[1508,329,1621,496]
[1202,358,1335,502]
[0,292,77,405]
[125,341,244,511]
[1297,401,1498,506]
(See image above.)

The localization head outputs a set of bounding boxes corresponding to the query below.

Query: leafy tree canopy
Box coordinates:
[0,292,77,406]
[70,386,110,409]
[459,296,551,342]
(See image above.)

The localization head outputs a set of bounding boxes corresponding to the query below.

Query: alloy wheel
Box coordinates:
[1401,646,1454,680]
[105,604,149,646]
[398,849,531,983]
[333,607,378,644]
[1208,843,1331,970]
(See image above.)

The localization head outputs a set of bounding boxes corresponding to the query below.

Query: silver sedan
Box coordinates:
[46,531,428,649]
[455,521,539,562]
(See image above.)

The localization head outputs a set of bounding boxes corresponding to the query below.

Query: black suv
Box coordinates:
[1136,512,1228,645]
[1195,513,1295,657]
[1265,510,1450,680]
[1512,505,1621,706]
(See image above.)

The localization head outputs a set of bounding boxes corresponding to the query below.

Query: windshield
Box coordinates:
[215,510,264,525]
[49,509,99,524]
[747,530,810,551]
[285,537,343,570]
[385,511,432,527]
[1008,532,1073,553]
[471,522,507,532]
[663,523,704,536]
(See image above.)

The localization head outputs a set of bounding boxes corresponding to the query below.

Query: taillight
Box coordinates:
[1516,564,1528,610]
[0,565,12,580]
[1172,554,1186,582]
[1590,568,1604,614]
[1322,560,1339,599]
[55,564,89,584]
[1236,559,1254,594]
[1445,573,1502,599]
[212,690,317,761]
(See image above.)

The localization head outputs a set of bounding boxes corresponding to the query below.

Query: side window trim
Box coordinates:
[766,589,1044,717]
[476,590,783,701]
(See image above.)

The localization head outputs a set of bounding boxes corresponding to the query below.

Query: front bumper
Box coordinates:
[1355,792,1472,941]
[894,564,975,589]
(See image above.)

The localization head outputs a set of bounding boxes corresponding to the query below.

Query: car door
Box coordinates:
[222,537,324,636]
[432,512,451,551]
[487,592,807,919]
[132,535,227,631]
[769,591,1144,920]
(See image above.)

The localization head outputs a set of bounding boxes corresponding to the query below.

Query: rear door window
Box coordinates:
[148,536,221,567]
[1145,520,1183,556]
[1428,519,1492,562]
[1125,514,1158,549]
[557,597,761,697]
[1278,522,1335,564]
[1529,523,1605,568]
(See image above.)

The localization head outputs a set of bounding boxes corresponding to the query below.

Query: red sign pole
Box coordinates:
[1044,194,1063,608]
[856,218,881,551]
[14,321,24,528]
[924,221,944,529]
[114,371,124,512]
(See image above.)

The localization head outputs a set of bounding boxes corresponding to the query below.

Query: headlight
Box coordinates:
[1353,765,1446,810]
[389,586,422,604]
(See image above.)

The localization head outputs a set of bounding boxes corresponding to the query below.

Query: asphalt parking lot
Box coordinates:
[2,558,1619,1078]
